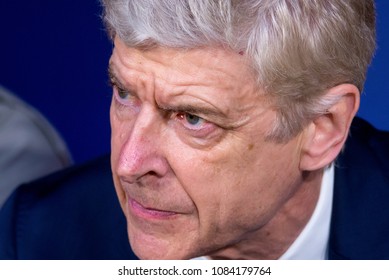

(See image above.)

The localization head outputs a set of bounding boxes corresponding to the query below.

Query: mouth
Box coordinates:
[128,198,179,220]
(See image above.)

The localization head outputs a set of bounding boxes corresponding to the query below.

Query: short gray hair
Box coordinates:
[101,0,376,141]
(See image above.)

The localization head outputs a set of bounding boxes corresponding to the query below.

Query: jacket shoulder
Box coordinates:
[330,118,389,259]
[0,155,137,259]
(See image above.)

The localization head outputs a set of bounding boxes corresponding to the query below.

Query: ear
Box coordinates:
[299,84,360,171]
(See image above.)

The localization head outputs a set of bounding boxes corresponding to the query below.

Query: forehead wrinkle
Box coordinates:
[142,60,236,118]
[162,55,240,90]
[154,50,259,116]
[112,50,160,103]
[153,69,260,130]
[154,80,232,120]
[152,64,247,120]
[113,38,264,127]
[114,38,247,90]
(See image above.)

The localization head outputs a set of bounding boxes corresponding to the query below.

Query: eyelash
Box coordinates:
[113,86,128,104]
[176,112,206,128]
[173,112,220,140]
[111,83,140,111]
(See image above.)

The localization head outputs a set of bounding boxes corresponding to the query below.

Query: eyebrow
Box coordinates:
[107,63,228,121]
[108,64,127,90]
[160,103,227,119]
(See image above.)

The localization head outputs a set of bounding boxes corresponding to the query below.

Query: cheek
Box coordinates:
[110,106,132,161]
[110,120,121,172]
[168,143,259,230]
[110,108,131,205]
[172,135,301,233]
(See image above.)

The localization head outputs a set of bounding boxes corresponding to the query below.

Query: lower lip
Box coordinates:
[128,199,178,220]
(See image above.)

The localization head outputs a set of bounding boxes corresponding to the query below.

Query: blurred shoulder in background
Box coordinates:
[0,85,72,208]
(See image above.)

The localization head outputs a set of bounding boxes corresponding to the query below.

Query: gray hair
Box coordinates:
[101,0,376,141]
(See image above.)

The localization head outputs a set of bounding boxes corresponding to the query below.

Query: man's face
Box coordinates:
[110,38,305,259]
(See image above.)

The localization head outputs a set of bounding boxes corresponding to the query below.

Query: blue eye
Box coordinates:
[185,113,203,126]
[117,87,129,99]
[176,112,206,129]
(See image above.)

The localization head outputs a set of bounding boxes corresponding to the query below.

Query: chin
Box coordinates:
[130,240,190,260]
[127,227,191,260]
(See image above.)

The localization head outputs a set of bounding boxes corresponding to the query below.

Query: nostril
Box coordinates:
[147,171,158,177]
[118,170,160,186]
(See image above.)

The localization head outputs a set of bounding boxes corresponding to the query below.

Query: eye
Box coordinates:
[112,86,130,106]
[111,85,141,113]
[177,112,205,129]
[184,113,204,126]
[173,111,222,143]
[116,86,130,100]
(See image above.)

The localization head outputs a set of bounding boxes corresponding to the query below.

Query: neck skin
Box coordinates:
[208,169,323,260]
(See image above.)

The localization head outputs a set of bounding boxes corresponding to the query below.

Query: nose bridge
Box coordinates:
[128,105,156,146]
[117,105,164,180]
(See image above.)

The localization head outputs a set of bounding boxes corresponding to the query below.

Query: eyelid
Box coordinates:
[112,86,127,107]
[108,67,131,95]
[160,106,208,125]
[160,104,223,121]
[109,75,138,102]
[177,112,206,127]
[109,77,127,94]
[174,111,218,136]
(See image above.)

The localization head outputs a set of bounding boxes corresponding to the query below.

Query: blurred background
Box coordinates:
[0,0,388,164]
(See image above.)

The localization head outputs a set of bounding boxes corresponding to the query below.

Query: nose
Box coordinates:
[115,106,169,183]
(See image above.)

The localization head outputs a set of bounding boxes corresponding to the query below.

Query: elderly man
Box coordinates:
[0,0,388,260]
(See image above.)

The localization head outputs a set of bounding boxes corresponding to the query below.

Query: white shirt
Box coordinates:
[193,165,334,260]
[279,164,334,259]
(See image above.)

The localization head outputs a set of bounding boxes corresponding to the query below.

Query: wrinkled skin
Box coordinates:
[110,37,321,259]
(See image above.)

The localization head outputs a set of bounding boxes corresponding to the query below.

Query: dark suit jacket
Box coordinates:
[0,117,388,259]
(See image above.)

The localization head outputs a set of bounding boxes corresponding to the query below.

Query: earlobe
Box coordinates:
[300,84,360,171]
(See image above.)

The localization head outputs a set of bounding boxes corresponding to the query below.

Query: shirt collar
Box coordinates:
[279,164,334,260]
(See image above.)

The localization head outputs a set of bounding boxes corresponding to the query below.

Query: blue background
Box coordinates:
[1,0,388,164]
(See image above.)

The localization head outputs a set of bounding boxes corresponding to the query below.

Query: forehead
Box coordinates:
[109,38,271,123]
[110,38,256,88]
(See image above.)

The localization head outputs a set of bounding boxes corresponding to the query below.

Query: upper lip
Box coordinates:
[120,180,192,214]
[134,199,176,213]
[128,195,183,214]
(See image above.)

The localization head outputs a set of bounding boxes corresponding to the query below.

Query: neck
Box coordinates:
[208,169,323,260]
